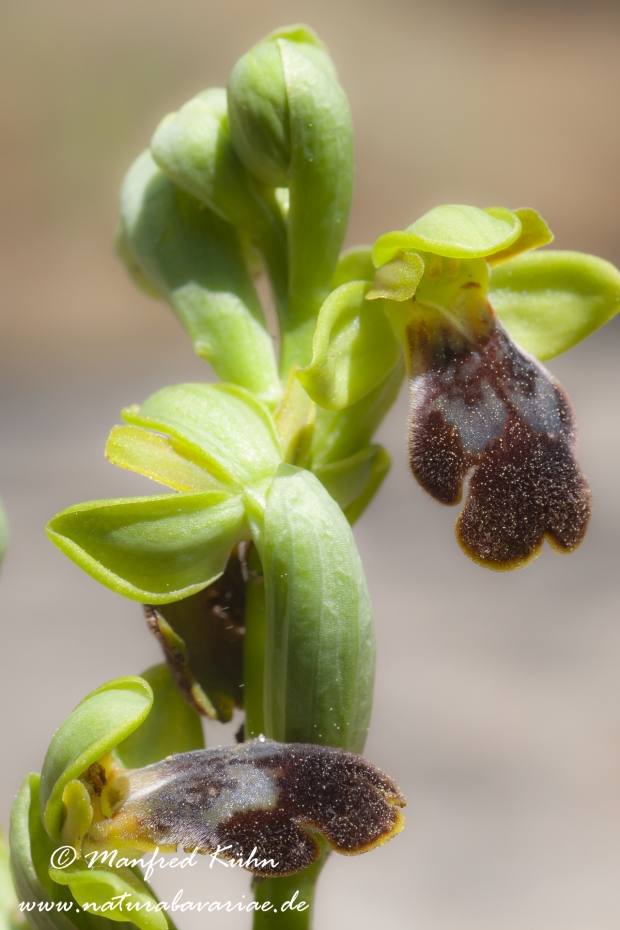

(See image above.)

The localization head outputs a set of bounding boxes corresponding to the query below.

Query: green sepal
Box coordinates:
[489,250,620,360]
[366,251,424,302]
[263,465,375,752]
[120,151,280,406]
[122,383,282,490]
[46,492,246,605]
[373,205,522,264]
[115,664,204,769]
[297,282,402,411]
[311,359,405,467]
[105,426,222,493]
[228,27,354,367]
[487,208,553,266]
[331,246,374,289]
[313,445,391,524]
[10,773,128,930]
[49,864,167,930]
[40,679,153,841]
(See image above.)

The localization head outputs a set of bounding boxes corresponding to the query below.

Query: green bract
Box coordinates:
[490,250,620,360]
[119,151,280,407]
[262,466,375,753]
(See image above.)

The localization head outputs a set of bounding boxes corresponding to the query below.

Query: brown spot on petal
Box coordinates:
[408,312,591,570]
[87,740,406,876]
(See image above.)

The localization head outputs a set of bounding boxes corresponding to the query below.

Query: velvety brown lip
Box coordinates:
[408,310,591,570]
[86,740,406,877]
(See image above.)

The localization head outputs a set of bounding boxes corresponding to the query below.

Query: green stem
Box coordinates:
[251,847,328,930]
[244,545,266,738]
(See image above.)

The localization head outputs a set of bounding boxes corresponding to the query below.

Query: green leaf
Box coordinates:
[311,359,405,466]
[313,445,391,524]
[366,251,424,301]
[120,151,280,406]
[487,207,553,266]
[489,250,620,360]
[105,426,222,493]
[115,664,204,769]
[122,383,282,489]
[263,466,375,752]
[297,282,402,411]
[40,679,153,841]
[49,865,166,930]
[373,205,522,264]
[47,492,246,604]
[331,246,374,289]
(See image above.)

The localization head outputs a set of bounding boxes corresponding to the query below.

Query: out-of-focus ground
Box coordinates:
[1,0,620,927]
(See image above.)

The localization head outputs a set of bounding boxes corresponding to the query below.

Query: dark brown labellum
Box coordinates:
[408,308,591,570]
[86,740,406,876]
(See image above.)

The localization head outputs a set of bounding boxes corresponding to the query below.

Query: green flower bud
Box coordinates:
[228,26,354,369]
[119,151,280,407]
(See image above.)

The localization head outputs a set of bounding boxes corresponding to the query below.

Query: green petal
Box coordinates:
[366,251,424,301]
[313,445,391,524]
[46,492,246,604]
[373,205,522,263]
[263,466,375,752]
[120,151,280,406]
[49,865,167,930]
[297,282,402,411]
[331,246,374,289]
[105,426,222,493]
[489,250,620,360]
[487,207,553,266]
[114,664,204,769]
[123,383,282,489]
[40,678,153,840]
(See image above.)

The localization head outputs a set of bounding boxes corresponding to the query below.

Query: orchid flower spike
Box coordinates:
[300,205,620,570]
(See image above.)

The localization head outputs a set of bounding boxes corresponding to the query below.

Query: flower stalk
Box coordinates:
[7,20,620,930]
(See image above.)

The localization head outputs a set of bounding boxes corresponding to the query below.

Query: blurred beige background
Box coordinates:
[1,0,620,927]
